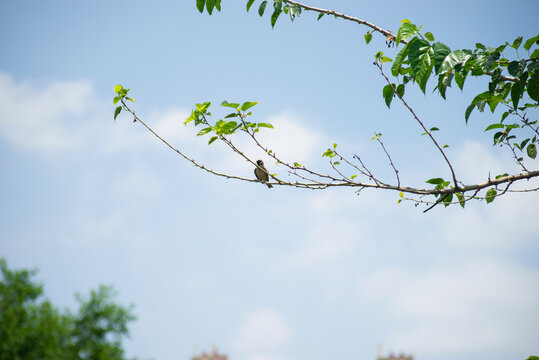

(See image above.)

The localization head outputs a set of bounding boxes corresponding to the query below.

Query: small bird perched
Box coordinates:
[254,160,273,188]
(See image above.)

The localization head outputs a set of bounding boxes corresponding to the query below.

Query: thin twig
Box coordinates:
[376,62,459,188]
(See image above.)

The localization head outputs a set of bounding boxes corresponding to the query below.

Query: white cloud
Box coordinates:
[358,259,539,358]
[0,72,90,153]
[218,112,326,175]
[0,71,197,157]
[232,309,291,360]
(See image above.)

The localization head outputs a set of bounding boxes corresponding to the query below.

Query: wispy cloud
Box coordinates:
[231,308,292,360]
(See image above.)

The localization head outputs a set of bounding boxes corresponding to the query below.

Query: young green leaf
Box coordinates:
[426,177,444,185]
[524,35,539,50]
[205,0,216,14]
[485,188,497,203]
[113,106,122,120]
[455,192,465,208]
[383,84,395,108]
[270,1,282,27]
[208,136,218,145]
[364,32,372,44]
[196,0,205,13]
[258,1,267,16]
[257,123,274,128]
[241,101,258,111]
[197,127,212,136]
[510,36,523,49]
[484,123,504,131]
[317,13,324,21]
[114,84,123,94]
[391,43,409,76]
[396,22,418,44]
[425,32,435,41]
[527,143,537,159]
[221,100,240,109]
[246,0,255,11]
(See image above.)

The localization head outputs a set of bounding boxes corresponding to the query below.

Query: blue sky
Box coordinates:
[1,1,539,360]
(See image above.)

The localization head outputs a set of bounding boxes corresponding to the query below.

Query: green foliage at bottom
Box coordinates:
[0,258,139,360]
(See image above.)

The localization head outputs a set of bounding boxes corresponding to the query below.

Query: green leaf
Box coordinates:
[510,36,523,50]
[364,32,372,44]
[443,193,453,207]
[484,51,501,72]
[391,43,409,76]
[224,112,238,118]
[241,101,258,111]
[113,96,120,105]
[430,127,439,131]
[484,123,504,131]
[351,175,358,180]
[408,38,434,93]
[507,60,526,77]
[221,100,240,109]
[197,127,212,136]
[317,13,324,21]
[383,84,395,108]
[440,49,472,73]
[524,35,539,50]
[436,71,453,99]
[396,22,418,44]
[126,97,135,103]
[113,106,122,120]
[426,177,444,185]
[527,143,537,159]
[511,72,528,109]
[208,136,218,145]
[333,161,341,166]
[425,32,435,41]
[114,85,123,94]
[196,0,205,13]
[258,1,267,16]
[322,149,335,158]
[455,192,465,208]
[220,121,238,134]
[270,1,282,27]
[432,42,451,74]
[527,71,539,101]
[485,188,497,204]
[465,91,491,122]
[246,0,255,11]
[333,143,337,149]
[396,84,405,98]
[257,122,274,128]
[205,0,216,14]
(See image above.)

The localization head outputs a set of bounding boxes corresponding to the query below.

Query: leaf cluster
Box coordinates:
[378,21,539,168]
[184,101,274,145]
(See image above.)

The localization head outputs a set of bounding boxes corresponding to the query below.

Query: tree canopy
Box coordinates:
[113,0,539,211]
[0,259,138,360]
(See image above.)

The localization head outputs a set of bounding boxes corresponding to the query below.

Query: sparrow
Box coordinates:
[254,160,273,188]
